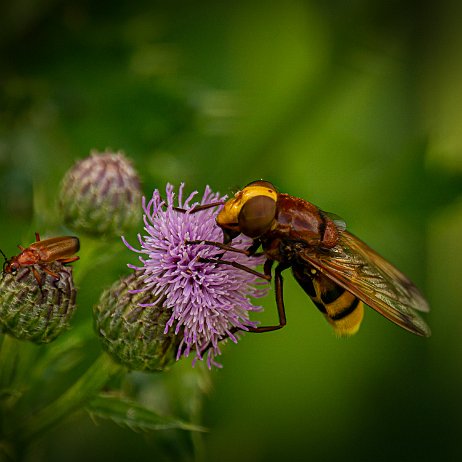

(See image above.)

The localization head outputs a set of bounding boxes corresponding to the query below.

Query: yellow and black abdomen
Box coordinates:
[291,263,364,336]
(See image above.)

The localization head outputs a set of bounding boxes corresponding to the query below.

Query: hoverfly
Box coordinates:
[1,233,80,287]
[191,180,430,337]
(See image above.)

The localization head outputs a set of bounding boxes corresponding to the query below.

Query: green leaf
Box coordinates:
[85,393,207,433]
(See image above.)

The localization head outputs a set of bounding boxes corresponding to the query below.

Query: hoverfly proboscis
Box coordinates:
[188,180,430,338]
[1,233,80,288]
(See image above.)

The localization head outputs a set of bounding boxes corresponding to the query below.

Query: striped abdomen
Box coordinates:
[291,262,364,336]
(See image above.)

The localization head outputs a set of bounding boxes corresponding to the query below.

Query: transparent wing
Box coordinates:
[300,231,431,337]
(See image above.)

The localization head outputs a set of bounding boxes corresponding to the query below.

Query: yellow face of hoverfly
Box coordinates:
[216,180,279,239]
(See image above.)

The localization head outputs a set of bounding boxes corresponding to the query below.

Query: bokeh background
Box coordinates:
[1,0,462,461]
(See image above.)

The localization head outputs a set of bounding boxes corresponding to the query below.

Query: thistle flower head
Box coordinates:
[122,183,267,368]
[59,150,142,237]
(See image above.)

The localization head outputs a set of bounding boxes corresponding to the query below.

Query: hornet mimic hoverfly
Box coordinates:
[190,180,430,337]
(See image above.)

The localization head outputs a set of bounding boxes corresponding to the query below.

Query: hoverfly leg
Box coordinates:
[186,238,262,261]
[35,232,41,242]
[197,257,271,281]
[245,239,262,257]
[173,202,224,214]
[186,240,250,256]
[248,262,289,333]
[263,258,274,279]
[186,238,262,257]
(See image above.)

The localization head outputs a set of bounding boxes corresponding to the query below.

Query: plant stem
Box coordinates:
[0,334,19,392]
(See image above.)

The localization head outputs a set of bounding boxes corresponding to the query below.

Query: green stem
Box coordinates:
[0,334,19,392]
[190,370,207,462]
[11,352,123,444]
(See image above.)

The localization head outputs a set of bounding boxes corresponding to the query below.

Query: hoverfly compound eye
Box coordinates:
[238,195,277,238]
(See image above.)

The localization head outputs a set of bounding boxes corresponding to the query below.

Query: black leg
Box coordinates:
[187,238,262,257]
[197,257,271,281]
[173,202,224,214]
[248,262,288,333]
[264,259,274,278]
[197,257,289,332]
[194,261,288,358]
[188,240,250,256]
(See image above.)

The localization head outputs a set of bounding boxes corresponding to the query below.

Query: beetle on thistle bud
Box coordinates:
[1,233,80,287]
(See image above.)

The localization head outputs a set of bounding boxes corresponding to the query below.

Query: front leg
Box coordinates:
[186,238,262,257]
[173,202,224,214]
[187,240,250,256]
[197,257,271,281]
[196,259,286,359]
[247,261,289,333]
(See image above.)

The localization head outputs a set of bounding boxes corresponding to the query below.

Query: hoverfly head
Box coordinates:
[236,180,278,238]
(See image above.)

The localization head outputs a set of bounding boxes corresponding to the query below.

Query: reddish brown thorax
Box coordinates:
[262,193,339,251]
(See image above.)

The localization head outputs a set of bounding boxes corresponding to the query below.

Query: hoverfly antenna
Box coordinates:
[229,185,240,195]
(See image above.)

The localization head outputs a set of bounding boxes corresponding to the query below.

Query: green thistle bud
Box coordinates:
[0,263,77,343]
[59,150,142,237]
[94,273,181,372]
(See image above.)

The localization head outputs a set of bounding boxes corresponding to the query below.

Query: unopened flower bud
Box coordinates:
[59,150,142,237]
[0,263,77,343]
[94,273,180,372]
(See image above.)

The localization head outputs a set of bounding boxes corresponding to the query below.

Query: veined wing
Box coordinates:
[299,231,431,337]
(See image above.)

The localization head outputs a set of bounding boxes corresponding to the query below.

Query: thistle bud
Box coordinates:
[59,150,142,237]
[0,263,77,343]
[94,273,181,372]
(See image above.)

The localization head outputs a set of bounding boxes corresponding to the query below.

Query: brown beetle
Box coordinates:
[1,233,80,287]
[190,180,430,337]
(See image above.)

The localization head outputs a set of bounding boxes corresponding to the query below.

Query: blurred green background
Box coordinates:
[1,0,462,461]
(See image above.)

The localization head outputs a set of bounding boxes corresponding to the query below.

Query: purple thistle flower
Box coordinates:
[122,183,267,368]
